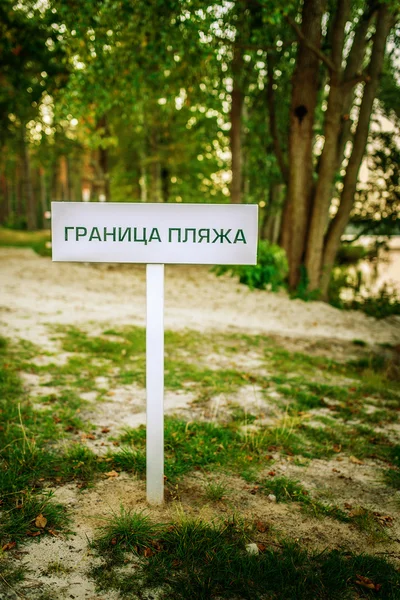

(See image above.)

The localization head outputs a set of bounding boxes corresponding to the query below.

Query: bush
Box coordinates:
[212,240,288,291]
[349,284,400,319]
[291,266,321,302]
[335,244,376,266]
[329,267,400,319]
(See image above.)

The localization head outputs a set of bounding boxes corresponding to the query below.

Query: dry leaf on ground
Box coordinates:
[355,574,382,591]
[35,514,47,529]
[256,521,268,533]
[2,541,16,551]
[350,456,364,465]
[105,470,119,478]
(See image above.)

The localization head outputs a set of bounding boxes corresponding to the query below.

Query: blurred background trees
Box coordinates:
[0,0,398,305]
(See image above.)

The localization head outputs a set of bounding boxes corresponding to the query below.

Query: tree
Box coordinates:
[0,0,68,228]
[279,0,397,297]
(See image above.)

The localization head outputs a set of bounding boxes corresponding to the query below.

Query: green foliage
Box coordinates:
[261,476,310,503]
[335,244,374,266]
[292,266,321,302]
[0,227,51,256]
[352,339,367,347]
[91,513,400,599]
[383,468,400,490]
[329,267,400,319]
[348,285,400,319]
[213,240,288,291]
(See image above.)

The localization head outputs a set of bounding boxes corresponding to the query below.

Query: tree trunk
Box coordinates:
[0,170,9,225]
[149,160,161,202]
[15,161,22,219]
[39,167,48,225]
[139,159,147,202]
[59,155,69,201]
[284,0,325,289]
[99,147,110,201]
[263,183,284,243]
[161,166,169,202]
[305,0,350,290]
[230,44,243,204]
[320,4,393,299]
[335,1,375,170]
[148,130,162,203]
[21,125,37,230]
[266,53,288,184]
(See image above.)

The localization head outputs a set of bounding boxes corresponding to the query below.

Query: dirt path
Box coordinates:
[1,248,399,347]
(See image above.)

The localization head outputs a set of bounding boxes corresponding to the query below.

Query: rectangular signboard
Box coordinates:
[51,202,258,265]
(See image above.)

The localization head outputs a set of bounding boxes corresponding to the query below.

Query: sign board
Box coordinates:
[51,202,258,265]
[51,201,258,505]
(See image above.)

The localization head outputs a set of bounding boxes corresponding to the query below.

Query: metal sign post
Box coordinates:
[51,201,258,505]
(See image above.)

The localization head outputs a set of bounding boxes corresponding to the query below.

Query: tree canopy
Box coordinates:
[0,0,398,297]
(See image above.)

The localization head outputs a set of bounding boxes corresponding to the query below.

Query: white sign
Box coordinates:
[51,202,258,265]
[51,201,259,505]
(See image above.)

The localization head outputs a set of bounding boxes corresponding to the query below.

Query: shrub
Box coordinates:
[212,240,288,291]
[329,267,400,319]
[349,284,400,319]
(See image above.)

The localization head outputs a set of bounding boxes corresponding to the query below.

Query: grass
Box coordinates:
[92,506,161,556]
[260,476,387,540]
[22,325,397,453]
[117,417,277,482]
[2,324,400,598]
[384,468,400,490]
[43,561,73,576]
[0,337,100,547]
[0,227,51,256]
[0,558,25,597]
[204,481,229,502]
[90,510,400,599]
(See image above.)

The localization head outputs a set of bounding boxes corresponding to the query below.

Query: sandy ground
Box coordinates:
[1,248,399,349]
[1,248,400,599]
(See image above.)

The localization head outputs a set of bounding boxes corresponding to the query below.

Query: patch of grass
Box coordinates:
[48,326,268,398]
[260,476,311,504]
[259,477,387,539]
[352,339,367,347]
[47,326,399,418]
[57,445,101,483]
[204,481,229,502]
[278,376,399,423]
[299,422,400,465]
[90,513,400,599]
[0,557,25,598]
[118,417,276,481]
[92,507,161,557]
[0,227,51,256]
[0,337,101,546]
[362,408,398,425]
[0,492,67,543]
[117,413,400,493]
[260,476,350,524]
[384,468,400,490]
[43,561,73,576]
